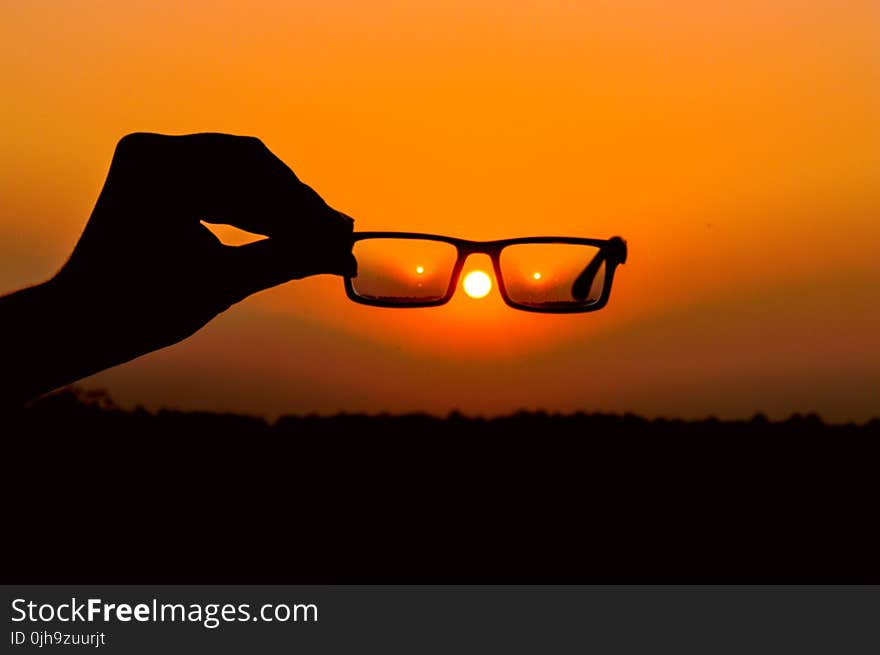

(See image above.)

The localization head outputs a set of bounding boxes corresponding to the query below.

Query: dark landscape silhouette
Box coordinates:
[5,389,878,585]
[10,387,879,438]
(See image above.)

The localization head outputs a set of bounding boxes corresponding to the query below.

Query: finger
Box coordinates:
[111,132,353,239]
[220,235,357,304]
[187,133,352,238]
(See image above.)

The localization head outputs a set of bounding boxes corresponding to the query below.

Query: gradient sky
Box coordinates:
[2,1,878,420]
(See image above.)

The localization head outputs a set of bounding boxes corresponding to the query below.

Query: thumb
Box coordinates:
[220,235,356,305]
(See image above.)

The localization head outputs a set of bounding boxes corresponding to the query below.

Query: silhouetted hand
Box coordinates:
[0,132,355,405]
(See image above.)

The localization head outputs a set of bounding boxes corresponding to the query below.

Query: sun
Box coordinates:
[463,270,492,299]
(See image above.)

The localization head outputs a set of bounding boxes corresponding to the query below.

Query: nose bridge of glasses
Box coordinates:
[455,241,503,257]
[453,251,498,293]
[454,243,502,275]
[458,251,497,273]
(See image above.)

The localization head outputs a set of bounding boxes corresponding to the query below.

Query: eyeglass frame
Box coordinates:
[343,232,628,313]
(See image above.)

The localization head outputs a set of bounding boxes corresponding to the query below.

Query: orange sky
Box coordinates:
[2,1,878,420]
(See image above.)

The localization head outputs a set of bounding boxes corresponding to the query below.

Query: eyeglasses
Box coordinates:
[344,232,627,313]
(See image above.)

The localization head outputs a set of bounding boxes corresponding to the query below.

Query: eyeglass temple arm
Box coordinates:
[571,237,627,301]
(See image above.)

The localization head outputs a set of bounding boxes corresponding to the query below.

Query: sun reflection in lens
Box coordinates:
[463,270,492,299]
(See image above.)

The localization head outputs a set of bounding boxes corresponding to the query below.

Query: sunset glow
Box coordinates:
[1,0,878,421]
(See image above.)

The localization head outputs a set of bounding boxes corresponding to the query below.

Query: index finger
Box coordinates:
[109,132,353,239]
